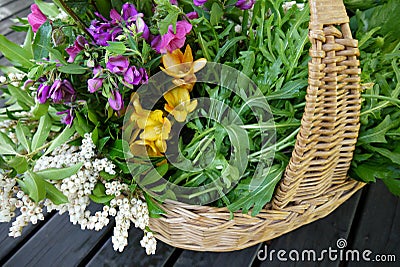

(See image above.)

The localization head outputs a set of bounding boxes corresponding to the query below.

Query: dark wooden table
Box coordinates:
[0,1,399,266]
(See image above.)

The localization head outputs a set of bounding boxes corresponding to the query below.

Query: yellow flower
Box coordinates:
[130,139,163,157]
[164,87,197,122]
[160,45,206,86]
[129,93,171,154]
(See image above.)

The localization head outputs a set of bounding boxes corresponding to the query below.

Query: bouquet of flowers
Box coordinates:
[0,0,399,255]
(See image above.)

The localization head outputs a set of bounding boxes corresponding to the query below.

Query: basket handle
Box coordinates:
[272,0,361,209]
[309,0,349,26]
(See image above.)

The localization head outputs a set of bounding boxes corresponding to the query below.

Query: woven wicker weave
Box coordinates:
[148,0,365,252]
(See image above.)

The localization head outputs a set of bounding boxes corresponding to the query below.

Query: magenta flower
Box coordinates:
[23,79,34,89]
[124,66,142,85]
[66,36,88,63]
[49,79,76,103]
[235,0,255,10]
[108,90,123,111]
[27,4,47,33]
[88,78,103,93]
[159,21,192,53]
[57,109,74,126]
[106,56,129,74]
[193,0,207,6]
[186,12,199,20]
[37,84,51,104]
[170,0,178,5]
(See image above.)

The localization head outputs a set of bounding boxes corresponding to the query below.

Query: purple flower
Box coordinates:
[122,3,138,21]
[88,78,103,93]
[186,12,199,20]
[57,109,74,126]
[159,21,192,53]
[139,68,148,84]
[108,90,123,111]
[23,79,34,89]
[124,66,142,85]
[235,0,255,10]
[106,55,129,74]
[93,66,103,76]
[170,0,178,5]
[151,35,162,53]
[66,36,88,63]
[37,84,51,104]
[50,79,76,103]
[110,9,122,22]
[27,4,47,33]
[193,0,207,6]
[135,16,150,40]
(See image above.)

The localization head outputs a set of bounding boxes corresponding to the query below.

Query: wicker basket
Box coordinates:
[148,0,365,252]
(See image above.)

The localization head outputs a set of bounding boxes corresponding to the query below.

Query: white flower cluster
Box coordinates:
[1,133,157,254]
[0,173,17,223]
[0,120,17,143]
[108,181,156,255]
[0,72,27,87]
[0,173,45,237]
[9,191,45,237]
[35,133,114,232]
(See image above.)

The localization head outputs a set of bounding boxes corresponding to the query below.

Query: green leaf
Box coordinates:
[358,115,393,144]
[33,21,52,60]
[25,171,46,202]
[224,124,249,175]
[109,139,129,159]
[32,102,50,119]
[144,193,166,218]
[0,132,17,155]
[47,46,68,65]
[31,114,52,151]
[44,125,75,155]
[383,177,400,196]
[89,182,115,203]
[98,136,111,152]
[210,3,223,26]
[89,194,115,204]
[44,181,69,204]
[214,36,247,62]
[99,170,117,181]
[23,27,34,58]
[58,64,87,74]
[8,156,28,173]
[139,164,168,187]
[7,84,35,111]
[366,145,400,165]
[105,42,127,54]
[35,0,60,17]
[228,164,284,216]
[92,182,106,196]
[16,121,31,153]
[0,34,34,68]
[35,162,83,180]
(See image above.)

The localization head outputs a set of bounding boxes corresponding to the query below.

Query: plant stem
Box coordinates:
[55,0,94,41]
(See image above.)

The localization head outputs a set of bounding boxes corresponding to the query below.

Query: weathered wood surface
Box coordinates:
[0,1,399,266]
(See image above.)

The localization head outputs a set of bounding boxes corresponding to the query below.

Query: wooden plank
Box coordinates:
[3,207,114,267]
[0,0,14,8]
[0,211,51,263]
[173,244,263,267]
[0,7,31,36]
[254,190,362,267]
[0,0,32,21]
[346,181,400,267]
[86,227,176,267]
